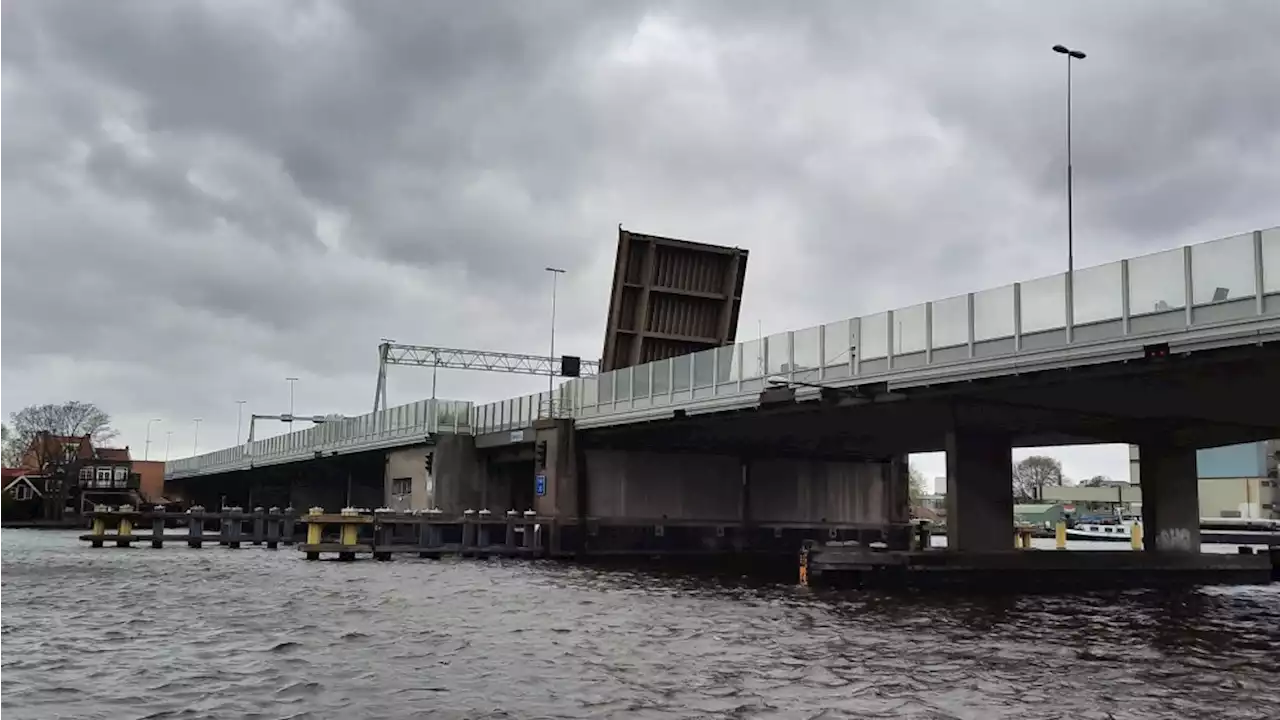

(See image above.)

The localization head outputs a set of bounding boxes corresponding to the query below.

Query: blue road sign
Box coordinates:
[535,474,547,497]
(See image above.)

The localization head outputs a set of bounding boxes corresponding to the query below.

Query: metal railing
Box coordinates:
[475,227,1279,431]
[168,227,1280,477]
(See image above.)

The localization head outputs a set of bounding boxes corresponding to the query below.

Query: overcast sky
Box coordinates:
[3,0,1277,482]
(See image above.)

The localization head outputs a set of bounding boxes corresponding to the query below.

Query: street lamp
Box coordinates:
[235,400,247,445]
[144,418,162,461]
[285,377,299,420]
[192,418,203,455]
[1052,43,1086,341]
[164,431,174,462]
[545,267,566,409]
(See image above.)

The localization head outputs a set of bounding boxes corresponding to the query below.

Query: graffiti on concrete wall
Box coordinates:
[1156,527,1193,552]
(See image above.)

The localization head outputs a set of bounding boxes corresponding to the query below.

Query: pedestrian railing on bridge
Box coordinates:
[168,227,1279,479]
[165,398,474,477]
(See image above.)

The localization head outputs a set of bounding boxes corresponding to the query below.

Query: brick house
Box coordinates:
[15,433,142,518]
[2,467,46,521]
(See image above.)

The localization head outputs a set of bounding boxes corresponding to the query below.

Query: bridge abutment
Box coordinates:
[945,428,1014,552]
[430,434,488,513]
[1138,441,1200,552]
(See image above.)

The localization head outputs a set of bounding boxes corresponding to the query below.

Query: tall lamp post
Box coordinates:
[192,418,203,456]
[1052,43,1086,341]
[164,431,174,462]
[144,418,162,460]
[285,377,299,420]
[545,267,566,413]
[235,400,247,445]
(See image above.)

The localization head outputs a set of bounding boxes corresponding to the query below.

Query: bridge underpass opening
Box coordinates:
[484,458,536,513]
[582,343,1278,552]
[167,451,387,511]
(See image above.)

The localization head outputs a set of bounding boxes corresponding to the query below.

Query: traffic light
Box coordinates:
[535,441,548,469]
[560,355,581,378]
[1143,342,1170,360]
[424,452,434,475]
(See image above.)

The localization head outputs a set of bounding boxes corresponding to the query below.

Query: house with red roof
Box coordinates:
[5,432,144,520]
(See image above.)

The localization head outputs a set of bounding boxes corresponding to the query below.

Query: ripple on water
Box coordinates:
[3,529,1280,719]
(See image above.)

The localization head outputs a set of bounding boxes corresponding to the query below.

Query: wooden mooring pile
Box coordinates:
[81,504,298,549]
[300,507,542,561]
[80,505,546,561]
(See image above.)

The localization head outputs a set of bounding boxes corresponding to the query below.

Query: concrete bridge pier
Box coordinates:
[944,428,1015,552]
[1138,441,1200,552]
[522,417,911,557]
[533,418,578,554]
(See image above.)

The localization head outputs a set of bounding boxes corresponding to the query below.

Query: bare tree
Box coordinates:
[1012,455,1064,502]
[4,402,118,519]
[1,424,22,467]
[1083,474,1113,487]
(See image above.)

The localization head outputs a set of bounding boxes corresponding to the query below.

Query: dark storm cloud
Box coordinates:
[2,0,1276,478]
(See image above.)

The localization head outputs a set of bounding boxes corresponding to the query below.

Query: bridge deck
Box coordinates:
[168,227,1280,479]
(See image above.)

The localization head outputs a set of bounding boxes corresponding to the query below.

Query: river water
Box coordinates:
[3,530,1277,719]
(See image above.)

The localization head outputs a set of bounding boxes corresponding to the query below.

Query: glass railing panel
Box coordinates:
[1073,261,1123,324]
[582,372,598,407]
[740,339,763,380]
[973,284,1015,340]
[1191,232,1255,304]
[716,344,738,384]
[616,368,632,401]
[672,355,691,391]
[766,333,789,375]
[1128,247,1185,315]
[1020,273,1066,332]
[652,359,671,395]
[793,326,820,371]
[860,312,888,359]
[931,295,968,348]
[598,371,615,404]
[1264,228,1280,294]
[693,349,716,387]
[822,320,851,366]
[893,304,927,355]
[633,362,651,398]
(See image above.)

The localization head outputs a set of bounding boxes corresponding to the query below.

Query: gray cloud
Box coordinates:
[3,0,1277,481]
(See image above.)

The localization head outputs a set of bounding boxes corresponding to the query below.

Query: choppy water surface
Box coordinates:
[3,530,1278,719]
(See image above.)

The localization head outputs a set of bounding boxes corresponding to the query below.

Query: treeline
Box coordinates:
[2,401,117,467]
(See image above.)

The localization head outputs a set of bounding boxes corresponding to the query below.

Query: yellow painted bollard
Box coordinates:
[89,506,108,548]
[306,507,324,546]
[338,507,361,561]
[340,521,359,546]
[1130,522,1143,550]
[303,506,326,561]
[116,504,135,547]
[1055,521,1067,550]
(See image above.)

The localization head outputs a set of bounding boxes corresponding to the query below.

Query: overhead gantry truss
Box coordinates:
[372,342,600,414]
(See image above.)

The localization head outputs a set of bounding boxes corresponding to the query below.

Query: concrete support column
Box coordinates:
[534,419,579,554]
[885,455,911,526]
[1138,442,1200,552]
[945,428,1014,552]
[737,458,751,552]
[533,419,578,519]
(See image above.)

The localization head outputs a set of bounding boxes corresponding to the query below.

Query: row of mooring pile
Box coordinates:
[299,507,545,561]
[80,504,547,561]
[82,504,297,549]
